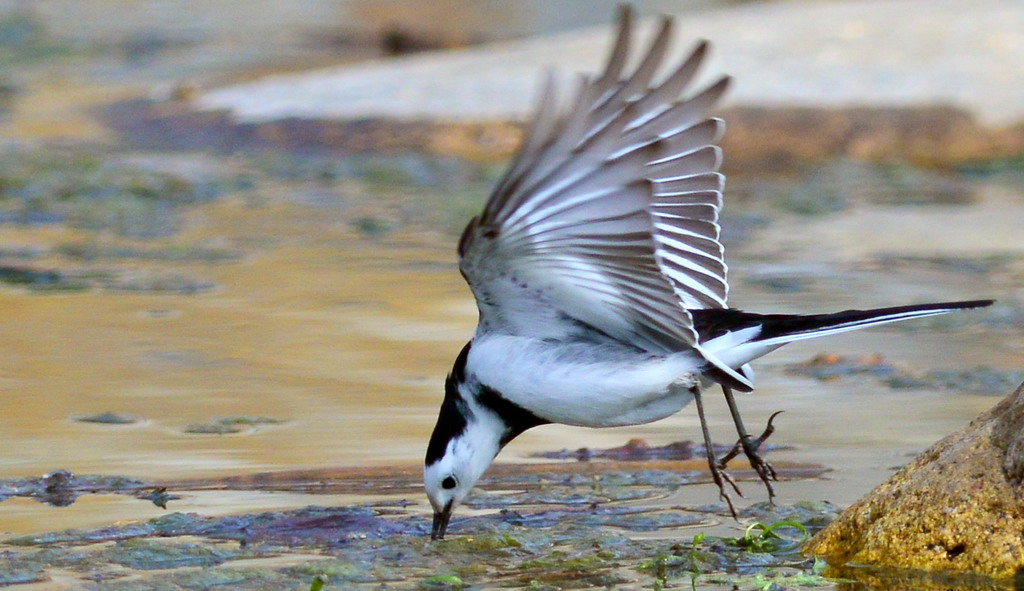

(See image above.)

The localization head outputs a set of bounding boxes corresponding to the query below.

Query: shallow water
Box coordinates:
[1,182,1020,538]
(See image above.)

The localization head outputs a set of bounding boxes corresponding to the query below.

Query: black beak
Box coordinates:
[431,501,453,540]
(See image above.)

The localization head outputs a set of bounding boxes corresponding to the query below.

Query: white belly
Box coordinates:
[466,334,701,428]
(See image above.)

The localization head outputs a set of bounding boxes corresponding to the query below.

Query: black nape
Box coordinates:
[476,384,549,447]
[424,342,473,466]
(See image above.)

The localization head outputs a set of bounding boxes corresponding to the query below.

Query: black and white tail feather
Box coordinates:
[695,300,994,389]
[424,6,994,540]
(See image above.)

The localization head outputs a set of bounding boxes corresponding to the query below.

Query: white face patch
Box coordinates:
[424,394,504,516]
[424,453,459,514]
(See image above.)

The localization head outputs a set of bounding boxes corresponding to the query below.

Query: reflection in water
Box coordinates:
[0,469,169,510]
[32,470,78,508]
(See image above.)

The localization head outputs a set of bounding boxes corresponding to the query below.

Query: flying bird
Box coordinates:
[424,6,993,540]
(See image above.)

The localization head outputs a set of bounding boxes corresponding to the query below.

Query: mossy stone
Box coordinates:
[805,382,1024,578]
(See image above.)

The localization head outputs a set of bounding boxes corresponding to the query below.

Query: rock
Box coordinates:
[196,0,1024,126]
[167,0,1024,165]
[804,381,1024,578]
[718,106,1024,172]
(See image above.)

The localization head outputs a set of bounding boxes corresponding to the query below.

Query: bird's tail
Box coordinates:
[696,299,994,389]
[744,299,994,346]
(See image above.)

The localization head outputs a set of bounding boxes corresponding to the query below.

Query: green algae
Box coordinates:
[0,9,74,65]
[0,478,885,591]
[0,265,89,291]
[516,548,628,588]
[0,265,216,294]
[517,549,607,572]
[434,533,523,553]
[742,501,841,531]
[0,148,238,236]
[757,159,976,215]
[287,560,378,583]
[56,242,243,263]
[0,464,851,589]
[105,539,236,570]
[874,252,1024,275]
[79,567,292,591]
[702,571,836,589]
[420,574,465,589]
[308,574,327,591]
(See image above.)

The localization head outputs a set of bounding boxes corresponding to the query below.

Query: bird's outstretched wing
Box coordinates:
[459,7,743,384]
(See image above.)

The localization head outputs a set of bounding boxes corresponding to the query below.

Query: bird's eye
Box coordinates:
[441,476,457,490]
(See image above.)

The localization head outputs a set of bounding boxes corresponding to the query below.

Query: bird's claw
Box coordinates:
[712,409,782,501]
[744,441,778,501]
[707,457,742,519]
[693,387,783,519]
[717,411,783,502]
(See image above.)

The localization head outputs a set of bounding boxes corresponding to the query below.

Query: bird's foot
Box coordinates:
[717,411,783,501]
[707,454,743,519]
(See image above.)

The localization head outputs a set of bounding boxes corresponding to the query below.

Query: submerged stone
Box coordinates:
[531,437,789,462]
[741,500,841,533]
[0,265,86,291]
[788,354,1023,395]
[786,353,899,381]
[75,412,140,424]
[105,538,233,570]
[183,422,244,434]
[183,416,284,435]
[245,505,407,544]
[0,560,47,586]
[532,438,696,461]
[805,381,1024,578]
[0,471,152,510]
[0,494,842,590]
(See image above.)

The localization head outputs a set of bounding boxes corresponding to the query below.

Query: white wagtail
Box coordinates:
[424,7,994,539]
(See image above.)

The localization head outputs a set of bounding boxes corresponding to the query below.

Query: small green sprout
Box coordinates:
[688,532,706,567]
[727,520,809,553]
[687,532,706,591]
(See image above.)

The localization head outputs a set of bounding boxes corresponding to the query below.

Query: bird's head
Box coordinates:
[424,343,504,540]
[423,378,503,540]
[423,424,499,540]
[425,341,547,539]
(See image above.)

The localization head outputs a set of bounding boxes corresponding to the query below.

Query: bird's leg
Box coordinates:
[717,385,779,501]
[717,410,783,466]
[690,384,741,518]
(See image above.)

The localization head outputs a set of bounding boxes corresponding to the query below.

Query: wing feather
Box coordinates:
[622,76,732,145]
[458,7,742,385]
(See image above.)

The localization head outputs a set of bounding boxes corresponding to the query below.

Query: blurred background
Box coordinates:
[0,0,1021,536]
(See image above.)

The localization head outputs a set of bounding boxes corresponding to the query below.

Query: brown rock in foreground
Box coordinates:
[805,381,1024,578]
